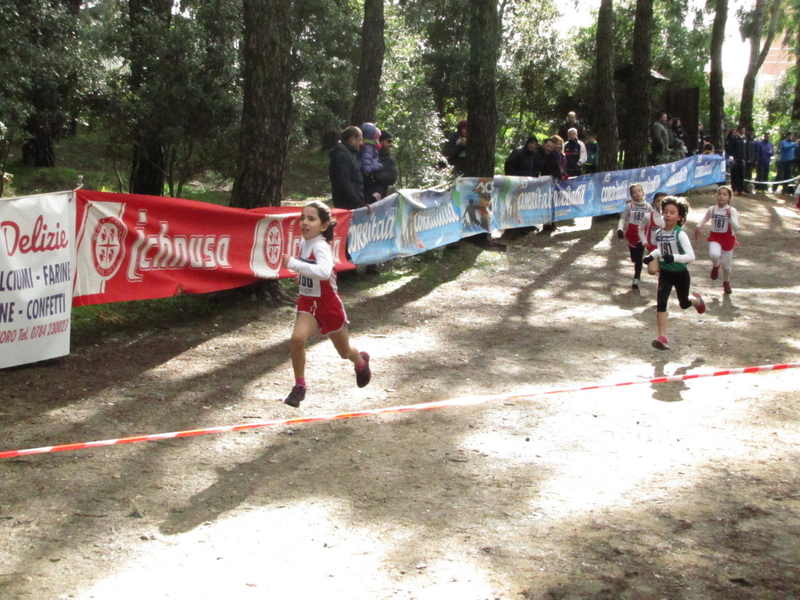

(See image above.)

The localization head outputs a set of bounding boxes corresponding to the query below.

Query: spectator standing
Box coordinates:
[754,132,773,192]
[774,132,795,194]
[558,111,585,141]
[563,128,587,177]
[650,113,670,164]
[371,131,398,199]
[725,126,747,195]
[697,122,706,154]
[583,133,600,174]
[504,135,543,177]
[670,117,688,159]
[795,133,800,185]
[330,126,370,210]
[539,137,563,180]
[444,119,468,176]
[744,127,758,193]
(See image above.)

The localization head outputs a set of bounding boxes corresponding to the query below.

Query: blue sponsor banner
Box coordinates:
[552,175,595,221]
[692,154,726,187]
[628,166,665,201]
[347,194,399,265]
[594,169,633,214]
[396,188,462,256]
[454,177,502,237]
[347,156,728,264]
[494,175,552,229]
[660,157,695,196]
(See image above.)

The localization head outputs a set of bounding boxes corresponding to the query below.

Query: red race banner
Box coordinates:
[73,190,354,307]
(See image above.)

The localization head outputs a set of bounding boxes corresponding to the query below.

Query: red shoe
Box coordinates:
[710,265,719,280]
[723,281,732,294]
[693,292,706,314]
[651,336,669,350]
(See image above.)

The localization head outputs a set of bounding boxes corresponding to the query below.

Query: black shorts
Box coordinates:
[656,268,692,312]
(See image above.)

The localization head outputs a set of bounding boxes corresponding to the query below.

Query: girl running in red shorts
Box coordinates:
[281,201,371,407]
[693,185,739,294]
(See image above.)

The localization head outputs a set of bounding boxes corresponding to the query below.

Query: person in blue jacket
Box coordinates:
[774,132,795,194]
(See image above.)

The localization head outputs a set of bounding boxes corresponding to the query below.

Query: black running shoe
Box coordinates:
[284,385,306,407]
[355,352,371,388]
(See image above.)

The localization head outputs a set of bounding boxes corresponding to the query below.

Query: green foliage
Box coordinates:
[497,0,569,145]
[570,0,711,132]
[376,11,451,188]
[291,0,363,147]
[764,69,799,134]
[0,0,90,186]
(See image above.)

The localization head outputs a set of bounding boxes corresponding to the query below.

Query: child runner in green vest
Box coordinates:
[642,196,706,350]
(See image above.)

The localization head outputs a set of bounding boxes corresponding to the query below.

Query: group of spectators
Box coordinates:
[650,112,692,164]
[328,113,799,214]
[723,126,800,195]
[329,123,398,211]
[502,112,599,180]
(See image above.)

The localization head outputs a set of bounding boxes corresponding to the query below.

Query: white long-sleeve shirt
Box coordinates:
[286,235,337,297]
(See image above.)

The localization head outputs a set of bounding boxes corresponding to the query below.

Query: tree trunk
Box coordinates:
[22,118,56,168]
[230,0,293,208]
[595,0,619,172]
[623,0,653,169]
[350,0,385,126]
[464,0,498,178]
[709,0,727,153]
[792,17,800,120]
[21,0,83,169]
[128,0,173,196]
[739,0,782,129]
[130,142,166,196]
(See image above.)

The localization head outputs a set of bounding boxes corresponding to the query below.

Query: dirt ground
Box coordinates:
[1,189,799,600]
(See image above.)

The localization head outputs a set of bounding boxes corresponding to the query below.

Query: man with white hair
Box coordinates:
[558,111,585,142]
[563,128,587,177]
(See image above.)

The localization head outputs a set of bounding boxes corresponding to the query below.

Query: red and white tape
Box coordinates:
[1,361,797,460]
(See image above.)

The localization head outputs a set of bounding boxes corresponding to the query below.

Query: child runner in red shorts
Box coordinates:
[617,184,654,289]
[693,185,739,294]
[281,201,371,407]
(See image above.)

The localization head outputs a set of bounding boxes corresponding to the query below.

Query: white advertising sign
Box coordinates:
[0,192,76,369]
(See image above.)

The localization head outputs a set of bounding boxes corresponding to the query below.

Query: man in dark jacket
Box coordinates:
[330,126,369,210]
[371,131,398,199]
[557,112,585,141]
[726,125,747,195]
[504,136,543,177]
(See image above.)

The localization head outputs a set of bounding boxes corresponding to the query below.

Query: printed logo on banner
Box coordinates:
[462,178,494,233]
[251,215,290,279]
[90,217,126,278]
[262,220,283,271]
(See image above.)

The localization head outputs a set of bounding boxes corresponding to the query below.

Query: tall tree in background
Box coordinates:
[595,0,619,172]
[739,0,783,128]
[350,0,385,126]
[464,0,498,177]
[230,0,293,208]
[623,0,654,168]
[709,0,727,152]
[20,0,82,168]
[794,25,800,120]
[129,0,173,195]
[787,0,800,120]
